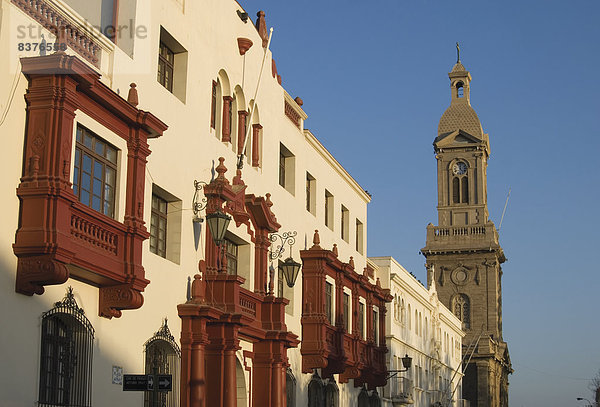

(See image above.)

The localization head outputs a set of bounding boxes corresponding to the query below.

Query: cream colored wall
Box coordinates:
[370,257,464,407]
[0,0,375,405]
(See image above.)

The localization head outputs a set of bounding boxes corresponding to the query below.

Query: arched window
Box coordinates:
[144,319,181,407]
[308,372,324,407]
[286,368,296,407]
[401,299,405,324]
[39,287,94,407]
[452,294,471,329]
[358,387,370,407]
[324,380,339,407]
[452,177,460,204]
[456,81,464,98]
[461,177,469,203]
[369,388,382,407]
[408,304,411,329]
[415,310,418,334]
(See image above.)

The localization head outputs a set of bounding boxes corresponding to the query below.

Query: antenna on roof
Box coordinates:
[237,27,274,170]
[498,187,511,231]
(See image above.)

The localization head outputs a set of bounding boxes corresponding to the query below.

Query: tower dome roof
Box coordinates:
[451,61,466,72]
[437,103,483,138]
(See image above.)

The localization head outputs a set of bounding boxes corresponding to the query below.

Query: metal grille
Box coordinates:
[144,319,181,407]
[39,287,94,407]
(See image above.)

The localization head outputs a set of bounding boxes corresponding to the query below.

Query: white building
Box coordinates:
[370,257,466,407]
[0,0,399,406]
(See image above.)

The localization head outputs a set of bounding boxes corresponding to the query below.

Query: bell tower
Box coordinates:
[422,51,512,407]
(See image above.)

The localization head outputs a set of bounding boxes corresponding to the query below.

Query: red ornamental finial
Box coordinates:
[255,11,268,48]
[349,256,355,269]
[216,157,227,180]
[265,193,273,207]
[332,244,338,257]
[127,83,139,107]
[312,230,321,249]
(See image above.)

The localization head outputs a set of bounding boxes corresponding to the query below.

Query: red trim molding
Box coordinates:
[13,54,167,318]
[179,160,298,407]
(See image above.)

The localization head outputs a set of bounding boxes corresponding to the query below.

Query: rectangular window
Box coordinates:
[150,195,168,258]
[279,150,286,188]
[341,205,349,242]
[158,41,174,92]
[279,144,295,194]
[373,308,379,344]
[306,172,316,214]
[325,190,334,230]
[358,302,365,339]
[224,239,238,276]
[149,185,183,264]
[325,282,333,324]
[73,125,117,218]
[343,292,350,331]
[157,27,188,102]
[355,219,364,254]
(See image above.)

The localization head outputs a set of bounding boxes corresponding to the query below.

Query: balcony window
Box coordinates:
[358,302,365,339]
[325,282,333,324]
[372,308,379,344]
[73,125,117,218]
[224,238,238,276]
[343,292,350,331]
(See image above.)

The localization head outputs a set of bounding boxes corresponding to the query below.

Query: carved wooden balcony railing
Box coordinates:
[13,54,167,318]
[301,231,392,389]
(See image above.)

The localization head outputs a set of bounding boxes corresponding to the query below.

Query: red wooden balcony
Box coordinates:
[301,231,392,389]
[13,54,167,318]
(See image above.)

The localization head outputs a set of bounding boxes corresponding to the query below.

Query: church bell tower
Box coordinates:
[422,50,512,407]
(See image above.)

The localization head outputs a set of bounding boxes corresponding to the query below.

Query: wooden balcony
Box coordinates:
[301,231,392,389]
[13,54,167,318]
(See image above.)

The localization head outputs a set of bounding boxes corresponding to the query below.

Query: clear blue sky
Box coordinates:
[251,0,600,405]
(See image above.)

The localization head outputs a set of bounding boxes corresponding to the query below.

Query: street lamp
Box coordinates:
[206,210,231,247]
[280,256,302,288]
[269,231,301,288]
[388,354,413,407]
[387,354,412,378]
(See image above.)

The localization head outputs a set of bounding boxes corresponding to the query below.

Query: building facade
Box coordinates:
[0,0,399,406]
[371,257,465,407]
[421,59,512,407]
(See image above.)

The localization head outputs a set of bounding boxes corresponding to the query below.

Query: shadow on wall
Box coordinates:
[0,255,159,406]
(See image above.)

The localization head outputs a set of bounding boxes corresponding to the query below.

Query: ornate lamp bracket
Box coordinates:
[192,180,208,219]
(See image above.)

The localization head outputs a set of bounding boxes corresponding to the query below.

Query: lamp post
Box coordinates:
[268,231,301,289]
[387,355,413,407]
